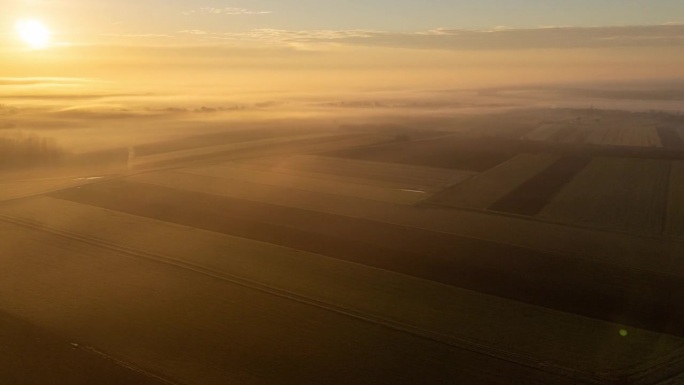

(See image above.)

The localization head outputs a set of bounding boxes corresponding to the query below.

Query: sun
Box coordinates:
[15,19,52,49]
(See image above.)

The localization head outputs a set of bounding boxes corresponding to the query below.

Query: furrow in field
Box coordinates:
[126,164,684,279]
[2,197,684,382]
[5,218,580,385]
[45,180,684,338]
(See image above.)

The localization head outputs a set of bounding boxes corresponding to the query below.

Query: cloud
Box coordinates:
[102,34,173,38]
[87,24,683,53]
[347,25,684,50]
[202,24,684,50]
[184,7,271,15]
[0,77,96,86]
[3,93,149,101]
[219,29,376,41]
[178,30,209,35]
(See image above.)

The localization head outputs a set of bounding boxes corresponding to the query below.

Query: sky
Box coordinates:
[4,0,684,33]
[0,0,683,141]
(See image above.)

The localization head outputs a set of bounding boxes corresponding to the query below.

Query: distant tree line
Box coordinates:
[0,133,66,170]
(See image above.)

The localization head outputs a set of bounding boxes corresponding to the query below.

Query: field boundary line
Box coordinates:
[109,177,684,284]
[0,213,613,385]
[137,170,422,206]
[81,346,184,385]
[420,201,684,279]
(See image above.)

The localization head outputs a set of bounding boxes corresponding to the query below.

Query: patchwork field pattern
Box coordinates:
[4,112,684,384]
[43,179,684,342]
[540,157,671,234]
[429,153,559,209]
[489,156,593,216]
[325,136,519,171]
[130,169,433,205]
[234,155,472,192]
[3,197,682,381]
[131,155,473,205]
[523,123,663,147]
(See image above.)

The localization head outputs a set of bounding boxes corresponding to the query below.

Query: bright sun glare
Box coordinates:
[15,19,51,49]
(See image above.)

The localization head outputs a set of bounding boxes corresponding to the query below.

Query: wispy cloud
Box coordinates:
[403,24,684,50]
[165,24,684,50]
[0,77,98,87]
[184,7,272,16]
[178,30,209,35]
[182,29,377,44]
[103,33,173,38]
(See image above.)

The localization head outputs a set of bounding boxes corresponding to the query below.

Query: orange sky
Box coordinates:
[1,3,683,153]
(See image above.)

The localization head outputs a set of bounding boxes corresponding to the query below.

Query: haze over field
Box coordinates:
[2,0,684,154]
[2,1,684,384]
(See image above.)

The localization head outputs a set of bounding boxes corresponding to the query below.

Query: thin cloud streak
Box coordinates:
[183,7,272,16]
[176,24,684,50]
[0,77,97,86]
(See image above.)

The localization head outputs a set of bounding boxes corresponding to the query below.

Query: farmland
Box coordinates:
[539,157,671,234]
[666,161,684,237]
[2,196,684,384]
[235,155,471,191]
[2,108,684,384]
[518,110,666,147]
[325,135,520,171]
[429,153,559,209]
[489,156,592,216]
[0,310,168,385]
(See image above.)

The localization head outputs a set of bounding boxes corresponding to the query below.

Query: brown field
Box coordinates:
[0,177,96,202]
[524,124,566,142]
[2,197,684,383]
[540,157,671,234]
[235,155,472,191]
[521,114,664,148]
[131,132,349,169]
[489,156,592,216]
[6,219,573,385]
[40,179,684,340]
[120,157,684,280]
[658,127,684,150]
[585,126,621,146]
[325,136,519,171]
[618,126,663,147]
[136,169,431,205]
[187,161,427,190]
[429,153,559,209]
[3,108,684,384]
[0,310,168,385]
[666,162,684,237]
[133,127,326,157]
